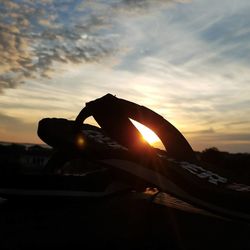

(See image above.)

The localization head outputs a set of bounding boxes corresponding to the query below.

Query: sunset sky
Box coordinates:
[0,0,250,153]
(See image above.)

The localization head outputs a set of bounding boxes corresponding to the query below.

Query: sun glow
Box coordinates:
[130,119,161,145]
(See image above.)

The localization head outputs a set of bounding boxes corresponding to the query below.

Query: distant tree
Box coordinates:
[201,147,224,165]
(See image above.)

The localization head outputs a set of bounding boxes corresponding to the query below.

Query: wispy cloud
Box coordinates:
[0,0,117,91]
[0,0,250,152]
[0,0,180,92]
[0,112,36,143]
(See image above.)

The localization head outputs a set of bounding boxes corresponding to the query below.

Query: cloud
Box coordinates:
[1,0,250,152]
[184,128,215,135]
[0,112,38,143]
[0,0,182,93]
[0,0,119,92]
[109,0,250,126]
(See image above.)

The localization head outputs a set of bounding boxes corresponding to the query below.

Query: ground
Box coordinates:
[0,193,249,250]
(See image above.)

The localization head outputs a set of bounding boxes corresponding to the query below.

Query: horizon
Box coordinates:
[1,140,250,155]
[0,0,250,153]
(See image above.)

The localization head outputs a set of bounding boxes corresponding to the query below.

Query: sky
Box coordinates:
[0,0,250,153]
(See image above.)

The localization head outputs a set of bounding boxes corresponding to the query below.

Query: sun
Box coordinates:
[130,119,160,145]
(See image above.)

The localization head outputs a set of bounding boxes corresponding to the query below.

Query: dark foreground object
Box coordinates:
[0,195,250,250]
[1,94,250,249]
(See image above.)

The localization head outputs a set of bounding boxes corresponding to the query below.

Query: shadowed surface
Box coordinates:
[0,194,249,250]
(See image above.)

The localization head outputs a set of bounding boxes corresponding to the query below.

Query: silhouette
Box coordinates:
[37,94,250,220]
[38,93,196,171]
[0,94,250,219]
[0,94,250,250]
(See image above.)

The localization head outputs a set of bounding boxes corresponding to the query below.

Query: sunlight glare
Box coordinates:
[76,134,85,149]
[130,119,161,145]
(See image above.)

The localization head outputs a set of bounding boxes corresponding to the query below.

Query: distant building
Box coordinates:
[20,145,52,173]
[0,143,52,175]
